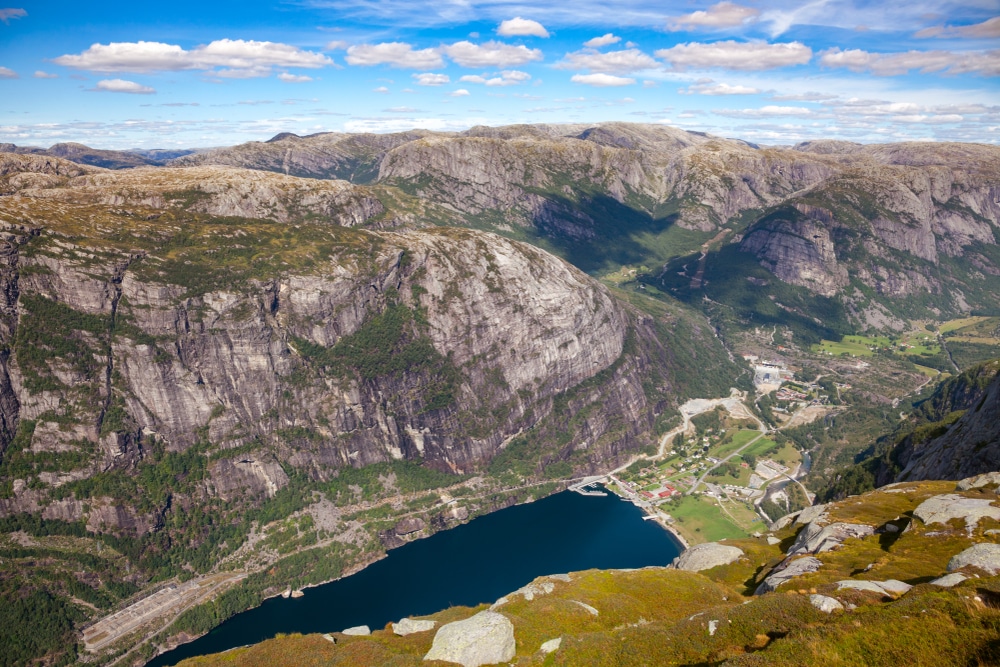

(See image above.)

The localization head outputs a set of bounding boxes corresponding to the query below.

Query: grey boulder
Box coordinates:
[674,543,745,572]
[948,543,1000,575]
[755,557,823,595]
[423,611,516,667]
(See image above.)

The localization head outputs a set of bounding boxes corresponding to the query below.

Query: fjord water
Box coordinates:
[149,489,681,666]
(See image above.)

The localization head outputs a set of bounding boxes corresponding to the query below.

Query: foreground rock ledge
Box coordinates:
[423,610,516,667]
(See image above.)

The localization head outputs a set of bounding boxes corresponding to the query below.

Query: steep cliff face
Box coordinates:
[0,156,738,537]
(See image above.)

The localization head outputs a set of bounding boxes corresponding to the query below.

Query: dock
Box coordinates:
[569,476,609,496]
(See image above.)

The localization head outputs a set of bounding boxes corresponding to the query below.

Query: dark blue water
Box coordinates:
[148,489,681,666]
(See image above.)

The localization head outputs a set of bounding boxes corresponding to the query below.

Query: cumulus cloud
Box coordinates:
[819,47,1000,76]
[570,73,635,86]
[345,42,444,69]
[584,33,621,48]
[92,78,156,94]
[682,81,760,95]
[450,88,470,96]
[278,73,313,82]
[0,66,17,78]
[915,16,1000,39]
[412,72,450,85]
[0,7,26,23]
[459,69,531,86]
[656,41,812,70]
[443,40,543,67]
[33,70,57,79]
[54,40,333,78]
[668,2,760,31]
[373,85,389,93]
[497,17,549,38]
[558,48,658,74]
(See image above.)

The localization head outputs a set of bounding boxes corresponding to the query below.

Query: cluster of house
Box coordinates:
[640,482,680,500]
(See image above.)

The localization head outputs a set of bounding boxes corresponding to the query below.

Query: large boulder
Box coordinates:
[913,494,1000,532]
[787,522,875,556]
[755,556,822,595]
[423,611,516,667]
[674,542,745,572]
[948,543,1000,575]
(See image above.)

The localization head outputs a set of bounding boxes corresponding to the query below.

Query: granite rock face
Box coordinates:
[0,155,713,534]
[423,611,516,667]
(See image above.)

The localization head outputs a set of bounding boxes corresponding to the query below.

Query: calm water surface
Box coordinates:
[149,489,681,666]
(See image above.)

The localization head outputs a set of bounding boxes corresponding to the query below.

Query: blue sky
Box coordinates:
[0,0,997,148]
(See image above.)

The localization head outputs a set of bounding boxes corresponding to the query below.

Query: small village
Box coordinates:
[605,356,824,546]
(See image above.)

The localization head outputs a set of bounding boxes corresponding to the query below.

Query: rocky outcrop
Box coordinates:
[787,522,875,555]
[947,543,1000,575]
[913,494,1000,532]
[673,542,744,572]
[423,610,516,667]
[809,594,843,613]
[754,556,822,594]
[836,579,911,596]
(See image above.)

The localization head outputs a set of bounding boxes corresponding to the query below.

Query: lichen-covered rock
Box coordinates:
[423,611,516,667]
[957,472,1000,491]
[948,543,1000,575]
[913,494,1000,532]
[930,573,968,588]
[755,557,822,595]
[393,618,436,636]
[674,543,745,572]
[809,594,844,613]
[837,580,911,596]
[539,637,561,654]
[787,522,875,556]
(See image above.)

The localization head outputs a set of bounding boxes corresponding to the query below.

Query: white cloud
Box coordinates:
[0,7,26,23]
[459,69,530,86]
[443,41,543,67]
[682,81,760,95]
[54,40,334,78]
[93,78,156,94]
[558,48,658,74]
[325,40,348,50]
[450,88,471,96]
[384,106,420,113]
[819,47,1000,76]
[714,105,812,117]
[570,73,636,86]
[915,16,1000,39]
[0,66,18,79]
[278,73,313,82]
[656,41,812,71]
[668,2,760,31]
[584,33,621,48]
[497,17,549,38]
[413,72,450,85]
[345,42,444,69]
[373,85,390,93]
[33,70,57,79]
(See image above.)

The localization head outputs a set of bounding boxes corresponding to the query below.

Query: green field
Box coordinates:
[939,316,993,334]
[665,495,748,543]
[813,332,941,359]
[712,429,762,458]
